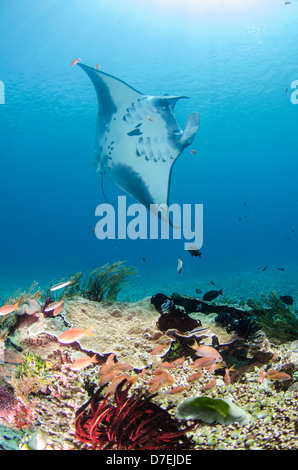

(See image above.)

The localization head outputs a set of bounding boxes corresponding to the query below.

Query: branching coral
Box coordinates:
[75,379,194,450]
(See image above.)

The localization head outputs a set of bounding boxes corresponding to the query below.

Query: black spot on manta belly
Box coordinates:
[127,128,143,137]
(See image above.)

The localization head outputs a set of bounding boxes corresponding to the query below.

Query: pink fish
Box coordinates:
[204,377,217,391]
[168,385,189,394]
[44,298,64,313]
[150,344,167,355]
[0,302,19,316]
[69,354,98,371]
[71,58,81,67]
[95,63,99,70]
[187,371,202,382]
[58,326,93,344]
[193,344,223,363]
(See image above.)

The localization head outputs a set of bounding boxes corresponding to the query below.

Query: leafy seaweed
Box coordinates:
[175,396,250,425]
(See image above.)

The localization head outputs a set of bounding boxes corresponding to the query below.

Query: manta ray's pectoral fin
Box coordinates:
[181,112,200,149]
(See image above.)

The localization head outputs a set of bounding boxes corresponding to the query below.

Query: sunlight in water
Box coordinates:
[128,0,281,20]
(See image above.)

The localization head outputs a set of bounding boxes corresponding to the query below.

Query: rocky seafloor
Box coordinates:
[0,292,298,451]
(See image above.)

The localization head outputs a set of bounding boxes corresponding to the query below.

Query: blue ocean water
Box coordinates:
[0,0,298,302]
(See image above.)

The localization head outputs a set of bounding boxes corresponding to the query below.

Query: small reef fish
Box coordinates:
[203,289,223,301]
[191,342,223,363]
[95,63,100,69]
[146,115,154,122]
[105,374,138,395]
[224,365,235,386]
[172,356,185,366]
[262,266,268,272]
[190,149,197,154]
[150,344,167,355]
[22,430,49,450]
[44,298,64,313]
[177,257,183,274]
[187,371,202,383]
[71,58,81,66]
[52,303,64,316]
[148,369,175,393]
[99,370,117,386]
[50,280,72,292]
[160,361,175,369]
[280,295,294,305]
[190,356,219,370]
[277,267,285,271]
[168,385,189,394]
[204,377,217,391]
[260,369,291,383]
[188,246,202,258]
[69,354,98,371]
[0,302,19,316]
[58,326,93,344]
[264,370,291,381]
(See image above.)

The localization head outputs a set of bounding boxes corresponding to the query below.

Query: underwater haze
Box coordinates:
[0,0,298,302]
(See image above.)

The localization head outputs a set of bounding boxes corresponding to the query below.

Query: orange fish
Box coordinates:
[0,302,19,316]
[106,353,116,364]
[114,362,133,372]
[69,354,98,371]
[190,356,217,370]
[172,356,185,366]
[99,370,117,386]
[105,375,138,395]
[160,361,175,369]
[99,362,116,376]
[193,343,223,363]
[187,371,202,383]
[53,303,64,316]
[148,370,174,392]
[259,370,265,383]
[168,385,189,394]
[71,58,81,67]
[265,370,291,381]
[58,326,93,344]
[150,344,167,355]
[224,365,235,385]
[95,63,99,70]
[204,377,217,391]
[44,298,64,313]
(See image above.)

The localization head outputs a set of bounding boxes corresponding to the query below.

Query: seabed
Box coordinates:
[0,262,298,451]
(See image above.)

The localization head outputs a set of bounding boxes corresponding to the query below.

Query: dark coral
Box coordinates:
[215,312,258,339]
[151,293,201,333]
[75,380,194,450]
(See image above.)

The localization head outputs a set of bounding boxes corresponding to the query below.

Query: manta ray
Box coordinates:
[77,63,199,216]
